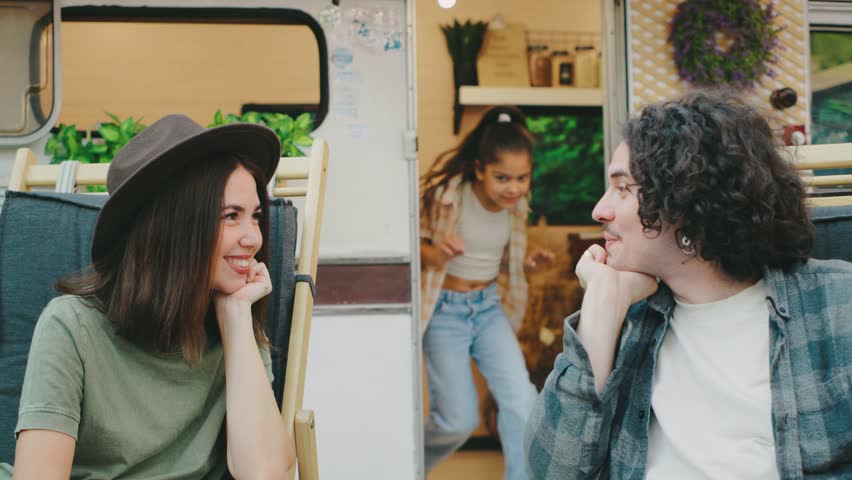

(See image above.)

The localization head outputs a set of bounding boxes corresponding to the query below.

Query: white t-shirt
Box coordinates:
[646,279,780,480]
[445,182,510,281]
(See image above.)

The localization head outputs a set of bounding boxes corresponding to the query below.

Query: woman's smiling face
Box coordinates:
[211,165,263,294]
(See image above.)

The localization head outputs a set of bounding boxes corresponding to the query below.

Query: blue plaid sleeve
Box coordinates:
[769,259,852,477]
[524,311,627,479]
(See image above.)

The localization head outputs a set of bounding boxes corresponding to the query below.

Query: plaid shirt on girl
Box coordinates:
[419,175,529,335]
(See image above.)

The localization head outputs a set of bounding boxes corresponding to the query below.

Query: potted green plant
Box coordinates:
[45,113,145,166]
[46,111,314,164]
[45,111,314,192]
[208,110,314,157]
[441,19,489,87]
[44,114,146,192]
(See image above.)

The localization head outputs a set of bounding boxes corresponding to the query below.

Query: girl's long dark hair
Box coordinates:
[57,153,271,364]
[421,105,534,214]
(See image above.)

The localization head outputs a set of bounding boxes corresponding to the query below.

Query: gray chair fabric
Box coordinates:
[0,190,298,464]
[810,203,852,262]
[267,198,298,408]
[0,192,104,464]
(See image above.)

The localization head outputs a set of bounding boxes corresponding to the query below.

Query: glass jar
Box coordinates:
[527,45,551,87]
[551,50,574,87]
[574,45,599,88]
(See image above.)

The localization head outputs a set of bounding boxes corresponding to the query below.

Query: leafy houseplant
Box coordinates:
[441,19,489,87]
[44,111,314,191]
[45,114,146,192]
[526,111,605,226]
[46,114,145,166]
[207,110,314,158]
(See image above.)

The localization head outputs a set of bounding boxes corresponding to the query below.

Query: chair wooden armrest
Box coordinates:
[787,142,852,206]
[276,140,328,480]
[295,410,319,480]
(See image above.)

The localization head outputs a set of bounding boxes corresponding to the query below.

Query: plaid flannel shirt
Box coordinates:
[525,258,852,479]
[419,175,529,335]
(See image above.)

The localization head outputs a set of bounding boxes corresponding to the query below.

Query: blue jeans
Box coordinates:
[423,283,538,480]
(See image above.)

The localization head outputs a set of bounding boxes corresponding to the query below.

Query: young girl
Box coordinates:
[420,105,554,479]
[2,115,294,479]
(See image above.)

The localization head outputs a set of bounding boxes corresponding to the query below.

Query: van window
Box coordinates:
[58,7,328,133]
[0,5,327,146]
[0,0,58,144]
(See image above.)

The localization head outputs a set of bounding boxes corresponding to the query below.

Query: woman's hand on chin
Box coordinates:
[214,259,272,332]
[216,260,272,303]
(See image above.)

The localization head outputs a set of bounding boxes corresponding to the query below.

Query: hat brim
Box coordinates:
[91,123,280,262]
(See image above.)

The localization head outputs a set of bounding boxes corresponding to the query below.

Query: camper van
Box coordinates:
[1,1,850,479]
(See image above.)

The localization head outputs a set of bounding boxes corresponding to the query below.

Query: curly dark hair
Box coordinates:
[623,90,813,281]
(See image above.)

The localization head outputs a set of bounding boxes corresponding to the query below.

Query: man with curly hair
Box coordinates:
[525,90,852,479]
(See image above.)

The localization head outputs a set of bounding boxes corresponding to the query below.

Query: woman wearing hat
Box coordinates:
[1,115,294,479]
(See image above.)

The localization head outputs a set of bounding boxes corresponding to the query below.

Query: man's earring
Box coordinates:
[680,235,696,255]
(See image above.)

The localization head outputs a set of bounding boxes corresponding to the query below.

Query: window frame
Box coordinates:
[0,0,62,146]
[809,1,852,27]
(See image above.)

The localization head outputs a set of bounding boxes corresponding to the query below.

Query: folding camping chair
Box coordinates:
[788,142,852,262]
[0,139,328,480]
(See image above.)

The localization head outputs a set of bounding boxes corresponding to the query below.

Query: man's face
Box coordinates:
[591,143,673,274]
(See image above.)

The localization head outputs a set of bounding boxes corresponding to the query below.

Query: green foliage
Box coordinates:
[208,110,315,158]
[45,114,145,192]
[45,114,145,165]
[45,111,314,166]
[812,90,852,145]
[526,113,605,225]
[44,110,314,191]
[440,19,488,65]
[809,31,852,147]
[810,32,852,71]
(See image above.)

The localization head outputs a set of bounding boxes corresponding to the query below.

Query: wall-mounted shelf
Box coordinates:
[459,86,602,106]
[453,86,603,133]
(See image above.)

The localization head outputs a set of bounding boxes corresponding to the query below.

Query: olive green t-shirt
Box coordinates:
[0,295,273,480]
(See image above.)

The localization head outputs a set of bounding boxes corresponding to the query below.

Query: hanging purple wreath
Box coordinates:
[668,0,783,88]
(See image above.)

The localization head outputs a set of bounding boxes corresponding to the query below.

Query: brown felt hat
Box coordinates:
[91,114,280,262]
